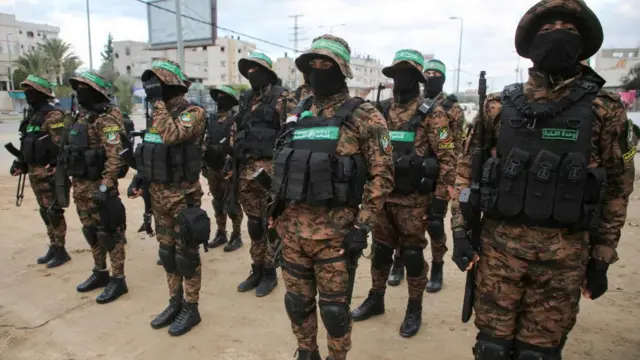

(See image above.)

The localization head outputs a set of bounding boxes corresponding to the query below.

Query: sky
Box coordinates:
[1,0,638,93]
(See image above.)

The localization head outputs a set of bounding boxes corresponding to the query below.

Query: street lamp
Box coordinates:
[6,33,13,91]
[86,0,93,70]
[318,23,346,34]
[449,16,463,94]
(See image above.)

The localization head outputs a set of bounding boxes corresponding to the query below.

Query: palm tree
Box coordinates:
[62,56,83,84]
[15,48,48,76]
[38,38,75,85]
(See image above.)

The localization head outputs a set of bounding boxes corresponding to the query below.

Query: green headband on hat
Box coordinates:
[151,60,187,80]
[311,38,351,63]
[248,52,273,68]
[216,85,239,99]
[424,59,446,76]
[393,49,425,67]
[79,71,112,89]
[26,74,53,89]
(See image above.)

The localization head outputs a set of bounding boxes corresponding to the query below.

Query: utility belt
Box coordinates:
[134,142,201,184]
[392,152,439,195]
[479,147,606,231]
[62,147,106,181]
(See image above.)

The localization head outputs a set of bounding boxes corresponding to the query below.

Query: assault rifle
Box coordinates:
[5,107,29,206]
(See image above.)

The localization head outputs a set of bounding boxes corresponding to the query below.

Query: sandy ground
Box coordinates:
[0,137,639,360]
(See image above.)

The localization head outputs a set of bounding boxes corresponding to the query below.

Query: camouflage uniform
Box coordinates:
[232,52,296,297]
[65,72,128,304]
[451,1,635,358]
[13,75,70,268]
[137,59,208,336]
[351,50,456,338]
[274,35,394,360]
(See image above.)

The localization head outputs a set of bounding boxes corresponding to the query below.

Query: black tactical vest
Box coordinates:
[235,86,285,161]
[62,112,107,181]
[272,97,367,208]
[20,104,61,166]
[380,99,440,195]
[481,79,606,230]
[203,111,234,170]
[134,103,203,184]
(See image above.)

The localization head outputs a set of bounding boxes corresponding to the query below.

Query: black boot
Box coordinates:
[168,302,201,336]
[387,258,404,286]
[223,232,243,252]
[237,264,262,292]
[399,299,422,338]
[351,291,385,322]
[426,261,444,293]
[296,349,321,360]
[151,296,183,329]
[208,230,227,248]
[256,266,277,297]
[96,277,129,304]
[76,269,110,292]
[46,246,71,268]
[37,246,54,264]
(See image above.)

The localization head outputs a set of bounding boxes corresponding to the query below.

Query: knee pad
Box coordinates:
[284,291,316,326]
[46,206,64,227]
[319,301,350,338]
[158,244,177,273]
[176,248,201,279]
[474,333,513,360]
[39,206,50,225]
[81,225,99,247]
[426,219,445,240]
[371,243,394,269]
[247,216,264,241]
[513,341,560,360]
[402,247,425,277]
[97,230,117,251]
[212,198,224,215]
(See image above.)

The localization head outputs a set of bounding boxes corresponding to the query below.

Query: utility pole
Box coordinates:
[288,14,307,88]
[7,33,13,91]
[86,0,93,70]
[175,0,185,69]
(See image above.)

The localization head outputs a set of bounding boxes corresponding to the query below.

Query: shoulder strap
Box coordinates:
[379,99,392,121]
[405,99,434,132]
[502,81,598,119]
[335,97,365,128]
[267,86,286,108]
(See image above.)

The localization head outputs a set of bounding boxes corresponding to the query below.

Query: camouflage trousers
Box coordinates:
[280,230,351,360]
[238,178,272,265]
[73,180,125,276]
[204,167,243,234]
[30,174,66,247]
[150,184,204,303]
[372,203,428,300]
[474,240,587,348]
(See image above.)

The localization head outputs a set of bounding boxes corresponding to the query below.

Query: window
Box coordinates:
[19,30,22,34]
[125,47,130,56]
[220,46,225,53]
[42,34,47,39]
[26,31,34,38]
[221,73,227,81]
[204,61,208,66]
[126,65,131,75]
[220,60,226,67]
[202,46,207,50]
[612,52,624,58]
[238,49,241,54]
[0,45,3,54]
[115,53,119,59]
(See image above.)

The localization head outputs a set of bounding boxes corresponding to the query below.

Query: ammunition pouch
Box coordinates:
[176,207,211,251]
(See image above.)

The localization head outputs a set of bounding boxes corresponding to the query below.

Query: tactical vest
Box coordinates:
[235,86,285,161]
[380,99,440,195]
[203,111,234,170]
[272,97,367,208]
[62,112,107,181]
[134,103,203,184]
[20,104,61,166]
[481,79,606,230]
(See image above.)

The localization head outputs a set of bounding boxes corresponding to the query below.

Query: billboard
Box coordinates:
[147,0,217,49]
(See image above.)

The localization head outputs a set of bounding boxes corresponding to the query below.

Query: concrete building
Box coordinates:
[594,47,640,92]
[348,54,389,97]
[273,54,304,90]
[113,35,256,88]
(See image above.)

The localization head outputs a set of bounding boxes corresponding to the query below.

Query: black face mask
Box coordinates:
[424,76,445,99]
[309,66,346,97]
[247,69,272,90]
[24,89,48,108]
[529,29,583,75]
[303,74,310,85]
[76,88,105,108]
[393,69,419,92]
[216,96,236,112]
[162,85,185,102]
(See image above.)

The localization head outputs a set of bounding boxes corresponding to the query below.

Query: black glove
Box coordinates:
[10,160,27,175]
[343,226,369,254]
[93,185,111,206]
[143,75,163,102]
[585,258,609,300]
[452,228,475,271]
[128,175,143,197]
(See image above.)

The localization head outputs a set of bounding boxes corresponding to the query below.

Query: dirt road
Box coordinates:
[0,162,639,360]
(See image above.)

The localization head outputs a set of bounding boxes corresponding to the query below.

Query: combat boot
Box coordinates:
[295,349,321,360]
[399,299,422,338]
[426,261,444,293]
[351,291,385,321]
[223,231,243,252]
[208,230,227,248]
[387,258,404,286]
[76,269,110,292]
[37,246,55,264]
[96,276,128,304]
[237,263,262,292]
[168,302,201,336]
[256,266,277,297]
[46,246,71,268]
[151,295,183,329]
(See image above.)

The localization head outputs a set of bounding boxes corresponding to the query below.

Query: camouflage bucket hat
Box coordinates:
[209,84,239,106]
[20,74,54,98]
[69,71,112,100]
[382,49,427,83]
[238,52,277,80]
[515,0,603,61]
[141,58,191,91]
[423,59,447,79]
[295,35,353,79]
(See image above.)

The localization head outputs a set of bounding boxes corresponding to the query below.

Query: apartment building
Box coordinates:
[594,47,640,92]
